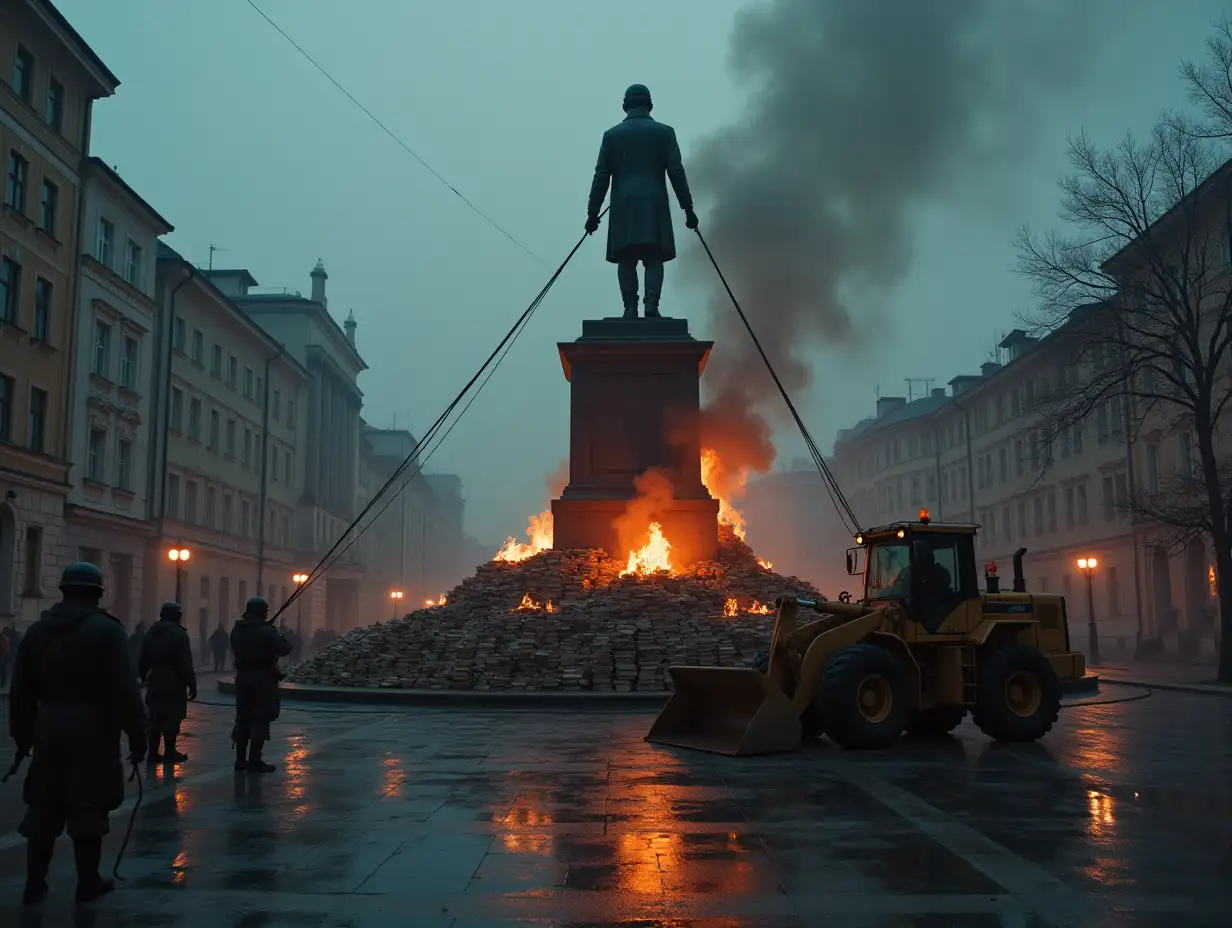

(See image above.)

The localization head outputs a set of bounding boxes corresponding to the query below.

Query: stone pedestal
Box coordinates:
[551,317,720,565]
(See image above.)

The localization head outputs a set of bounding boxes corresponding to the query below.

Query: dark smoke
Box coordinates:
[690,0,1105,472]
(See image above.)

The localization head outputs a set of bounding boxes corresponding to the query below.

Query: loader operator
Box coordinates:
[879,540,952,606]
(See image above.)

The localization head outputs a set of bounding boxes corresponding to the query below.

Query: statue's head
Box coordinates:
[623,84,652,113]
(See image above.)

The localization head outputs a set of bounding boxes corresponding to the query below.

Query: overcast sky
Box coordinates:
[59,0,1232,545]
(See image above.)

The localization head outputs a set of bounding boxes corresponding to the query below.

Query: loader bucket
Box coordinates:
[645,666,802,756]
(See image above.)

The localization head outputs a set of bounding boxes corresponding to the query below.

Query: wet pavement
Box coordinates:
[0,686,1229,926]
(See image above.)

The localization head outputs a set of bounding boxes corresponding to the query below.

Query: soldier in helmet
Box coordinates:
[138,601,197,764]
[229,596,291,773]
[585,83,698,319]
[7,562,146,905]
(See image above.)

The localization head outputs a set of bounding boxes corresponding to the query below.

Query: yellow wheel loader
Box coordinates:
[646,510,1087,756]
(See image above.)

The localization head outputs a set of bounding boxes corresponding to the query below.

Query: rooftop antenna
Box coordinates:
[207,244,230,271]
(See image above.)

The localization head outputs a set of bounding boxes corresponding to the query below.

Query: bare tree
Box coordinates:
[1179,17,1232,140]
[1016,114,1232,681]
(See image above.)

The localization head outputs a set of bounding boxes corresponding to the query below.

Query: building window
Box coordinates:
[171,315,185,352]
[205,486,217,528]
[285,449,292,480]
[13,46,34,103]
[191,329,203,363]
[287,399,295,426]
[273,389,281,421]
[1076,481,1088,524]
[45,78,63,131]
[1147,444,1161,493]
[223,494,233,533]
[244,366,254,398]
[185,481,198,524]
[242,428,252,466]
[119,337,137,389]
[32,277,50,341]
[169,387,183,431]
[26,387,45,452]
[96,217,114,266]
[165,473,180,518]
[240,501,251,538]
[92,321,112,377]
[0,374,11,441]
[124,239,142,286]
[256,375,262,400]
[1065,486,1075,528]
[226,356,237,389]
[1181,431,1197,479]
[0,257,19,323]
[5,152,26,213]
[1102,475,1114,521]
[116,439,132,490]
[210,343,222,376]
[225,419,236,456]
[272,444,280,481]
[1046,491,1056,533]
[87,428,106,482]
[188,397,201,439]
[39,179,57,235]
[208,409,219,449]
[22,525,42,596]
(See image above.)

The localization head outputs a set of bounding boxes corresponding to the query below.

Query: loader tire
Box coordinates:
[816,644,910,749]
[973,643,1061,743]
[904,707,966,738]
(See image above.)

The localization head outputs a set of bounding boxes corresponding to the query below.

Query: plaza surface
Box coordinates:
[0,684,1228,927]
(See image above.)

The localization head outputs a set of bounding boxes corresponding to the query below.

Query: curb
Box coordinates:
[218,673,1105,707]
[217,677,669,710]
[1098,677,1232,697]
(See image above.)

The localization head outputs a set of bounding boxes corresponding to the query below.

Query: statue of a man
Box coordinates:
[586,84,698,319]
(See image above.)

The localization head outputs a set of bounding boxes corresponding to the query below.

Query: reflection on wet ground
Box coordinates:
[0,688,1229,926]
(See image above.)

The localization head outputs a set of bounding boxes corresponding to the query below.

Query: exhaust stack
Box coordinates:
[1012,547,1027,593]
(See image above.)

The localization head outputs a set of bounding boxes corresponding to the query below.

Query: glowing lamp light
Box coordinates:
[1077,557,1098,570]
[292,572,309,585]
[896,529,906,539]
[918,507,930,523]
[390,590,404,601]
[167,547,190,563]
[855,534,864,545]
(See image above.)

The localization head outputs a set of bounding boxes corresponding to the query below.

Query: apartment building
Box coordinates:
[207,260,367,632]
[831,318,1214,657]
[0,1,115,626]
[148,245,312,647]
[63,158,172,622]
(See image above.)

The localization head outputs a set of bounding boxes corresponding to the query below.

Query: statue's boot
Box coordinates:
[644,299,661,319]
[622,301,638,320]
[247,739,276,774]
[22,839,53,905]
[73,837,115,903]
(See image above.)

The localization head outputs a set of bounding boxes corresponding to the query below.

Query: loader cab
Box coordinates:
[850,512,980,632]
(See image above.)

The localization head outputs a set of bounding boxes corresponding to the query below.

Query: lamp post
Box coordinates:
[1077,556,1100,665]
[390,590,404,620]
[167,546,191,603]
[293,572,308,639]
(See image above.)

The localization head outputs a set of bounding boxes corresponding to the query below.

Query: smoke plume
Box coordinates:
[613,468,675,555]
[690,0,1103,473]
[545,458,570,498]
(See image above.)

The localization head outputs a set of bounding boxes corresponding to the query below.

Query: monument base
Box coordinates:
[551,496,720,567]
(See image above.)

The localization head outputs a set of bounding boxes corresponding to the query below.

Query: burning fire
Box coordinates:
[747,600,772,615]
[621,522,672,577]
[758,558,773,571]
[723,597,738,617]
[495,511,553,563]
[424,594,445,608]
[514,593,555,612]
[701,448,749,540]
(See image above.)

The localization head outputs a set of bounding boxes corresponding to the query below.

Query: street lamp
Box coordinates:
[292,572,308,639]
[390,589,404,620]
[167,546,191,602]
[1076,556,1100,665]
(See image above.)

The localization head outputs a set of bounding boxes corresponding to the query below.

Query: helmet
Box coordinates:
[244,596,269,620]
[159,601,183,622]
[622,83,652,110]
[59,562,104,594]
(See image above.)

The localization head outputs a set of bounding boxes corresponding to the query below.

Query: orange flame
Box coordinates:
[723,597,738,617]
[747,599,772,615]
[701,448,749,540]
[513,593,555,612]
[757,558,773,570]
[495,511,553,562]
[424,594,445,608]
[621,522,672,577]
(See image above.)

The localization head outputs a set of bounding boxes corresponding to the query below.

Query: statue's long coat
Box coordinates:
[588,108,695,264]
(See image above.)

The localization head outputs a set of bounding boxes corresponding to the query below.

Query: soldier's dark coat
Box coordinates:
[230,615,291,742]
[588,108,694,264]
[138,618,196,730]
[8,603,146,839]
